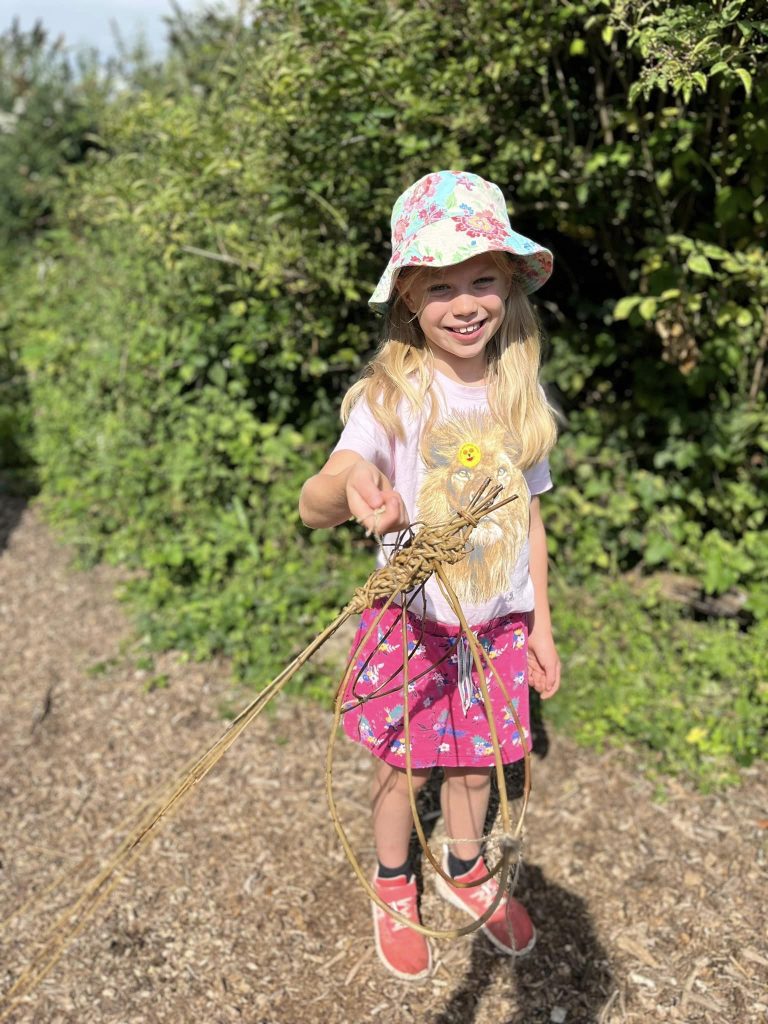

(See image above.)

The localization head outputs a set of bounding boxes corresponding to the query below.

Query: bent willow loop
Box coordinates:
[0,478,531,1017]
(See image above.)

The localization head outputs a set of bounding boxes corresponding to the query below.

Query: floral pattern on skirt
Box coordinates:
[341,602,531,769]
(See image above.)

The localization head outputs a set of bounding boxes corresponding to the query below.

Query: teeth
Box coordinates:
[453,323,483,335]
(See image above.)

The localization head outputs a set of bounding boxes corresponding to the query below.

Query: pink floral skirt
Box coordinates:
[341,601,531,769]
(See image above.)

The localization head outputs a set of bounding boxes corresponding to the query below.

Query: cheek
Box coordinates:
[488,295,506,318]
[418,299,447,328]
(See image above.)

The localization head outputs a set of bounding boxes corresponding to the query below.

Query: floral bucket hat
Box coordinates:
[369,170,553,314]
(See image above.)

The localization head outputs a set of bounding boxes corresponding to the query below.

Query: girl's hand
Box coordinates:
[527,629,561,699]
[345,460,409,535]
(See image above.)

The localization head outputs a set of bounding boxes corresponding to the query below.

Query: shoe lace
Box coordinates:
[468,872,505,913]
[473,879,500,907]
[385,895,417,932]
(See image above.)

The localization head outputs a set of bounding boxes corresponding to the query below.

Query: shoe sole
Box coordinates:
[434,873,537,957]
[371,903,433,982]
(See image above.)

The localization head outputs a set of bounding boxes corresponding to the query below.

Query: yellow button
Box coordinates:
[457,443,481,467]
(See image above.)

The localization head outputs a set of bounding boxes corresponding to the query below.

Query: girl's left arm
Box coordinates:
[527,496,561,699]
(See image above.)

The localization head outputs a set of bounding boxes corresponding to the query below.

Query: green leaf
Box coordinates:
[613,296,641,321]
[638,297,658,320]
[735,68,752,96]
[686,253,714,276]
[701,243,730,261]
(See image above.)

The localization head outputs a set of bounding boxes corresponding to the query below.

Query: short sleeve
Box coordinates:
[331,398,394,479]
[523,458,553,496]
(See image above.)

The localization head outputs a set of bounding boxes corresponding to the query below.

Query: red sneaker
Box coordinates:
[435,853,536,956]
[372,871,432,981]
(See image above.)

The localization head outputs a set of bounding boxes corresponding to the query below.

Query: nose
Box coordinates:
[451,290,478,318]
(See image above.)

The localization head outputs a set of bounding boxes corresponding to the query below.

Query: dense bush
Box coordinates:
[0,320,35,492]
[3,1,766,779]
[0,21,110,250]
[0,19,160,492]
[550,577,767,790]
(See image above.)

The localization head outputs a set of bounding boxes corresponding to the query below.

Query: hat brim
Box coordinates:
[369,218,553,314]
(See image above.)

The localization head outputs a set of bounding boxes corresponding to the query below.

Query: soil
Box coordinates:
[1,497,766,1024]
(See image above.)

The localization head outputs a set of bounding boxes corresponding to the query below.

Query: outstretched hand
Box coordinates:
[345,460,409,536]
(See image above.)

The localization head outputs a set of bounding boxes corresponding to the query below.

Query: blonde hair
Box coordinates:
[341,254,558,470]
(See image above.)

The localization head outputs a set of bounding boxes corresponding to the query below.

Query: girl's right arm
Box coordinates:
[299,450,409,532]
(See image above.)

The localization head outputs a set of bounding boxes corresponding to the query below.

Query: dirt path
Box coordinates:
[1,498,766,1024]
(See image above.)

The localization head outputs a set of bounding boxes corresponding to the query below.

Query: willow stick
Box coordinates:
[1,481,527,1013]
[0,613,351,1017]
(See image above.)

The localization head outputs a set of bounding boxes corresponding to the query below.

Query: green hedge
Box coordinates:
[550,578,767,790]
[2,1,766,782]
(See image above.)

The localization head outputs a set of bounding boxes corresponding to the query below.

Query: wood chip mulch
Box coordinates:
[1,497,766,1024]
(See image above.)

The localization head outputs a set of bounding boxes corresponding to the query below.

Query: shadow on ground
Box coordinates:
[410,694,613,1024]
[431,863,614,1024]
[0,496,27,553]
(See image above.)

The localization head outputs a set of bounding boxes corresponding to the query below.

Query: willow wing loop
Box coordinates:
[326,637,515,939]
[326,485,531,938]
[0,483,530,1016]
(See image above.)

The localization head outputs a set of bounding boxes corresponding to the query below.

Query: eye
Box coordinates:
[427,282,450,295]
[474,275,497,287]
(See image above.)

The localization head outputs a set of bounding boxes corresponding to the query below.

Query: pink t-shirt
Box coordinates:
[333,372,552,625]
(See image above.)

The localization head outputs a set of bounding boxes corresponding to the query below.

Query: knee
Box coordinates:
[443,767,491,793]
[376,762,431,796]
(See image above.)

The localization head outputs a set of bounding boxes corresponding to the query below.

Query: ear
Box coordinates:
[394,273,416,314]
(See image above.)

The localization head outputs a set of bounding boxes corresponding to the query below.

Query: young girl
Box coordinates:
[299,170,561,981]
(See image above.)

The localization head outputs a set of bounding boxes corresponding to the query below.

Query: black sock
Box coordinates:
[447,850,481,877]
[377,857,412,880]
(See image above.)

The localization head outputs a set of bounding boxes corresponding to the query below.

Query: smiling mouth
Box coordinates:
[446,320,487,338]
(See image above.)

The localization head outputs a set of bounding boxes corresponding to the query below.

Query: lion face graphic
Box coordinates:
[417,410,528,604]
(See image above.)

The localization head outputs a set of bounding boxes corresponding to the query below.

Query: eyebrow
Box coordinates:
[426,269,496,286]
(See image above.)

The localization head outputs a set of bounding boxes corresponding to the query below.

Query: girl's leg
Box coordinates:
[371,759,430,868]
[369,759,433,980]
[440,767,492,861]
[436,766,535,957]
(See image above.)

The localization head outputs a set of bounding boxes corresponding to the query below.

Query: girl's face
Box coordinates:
[396,253,510,384]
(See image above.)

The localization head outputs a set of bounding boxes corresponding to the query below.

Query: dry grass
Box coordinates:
[0,497,766,1023]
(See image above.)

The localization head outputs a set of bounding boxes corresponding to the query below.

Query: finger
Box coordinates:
[350,479,385,514]
[357,495,403,536]
[378,492,408,532]
[546,658,561,691]
[527,665,545,691]
[541,672,560,699]
[357,506,386,536]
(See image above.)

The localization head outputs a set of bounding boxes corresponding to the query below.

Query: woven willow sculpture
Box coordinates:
[0,479,530,1016]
